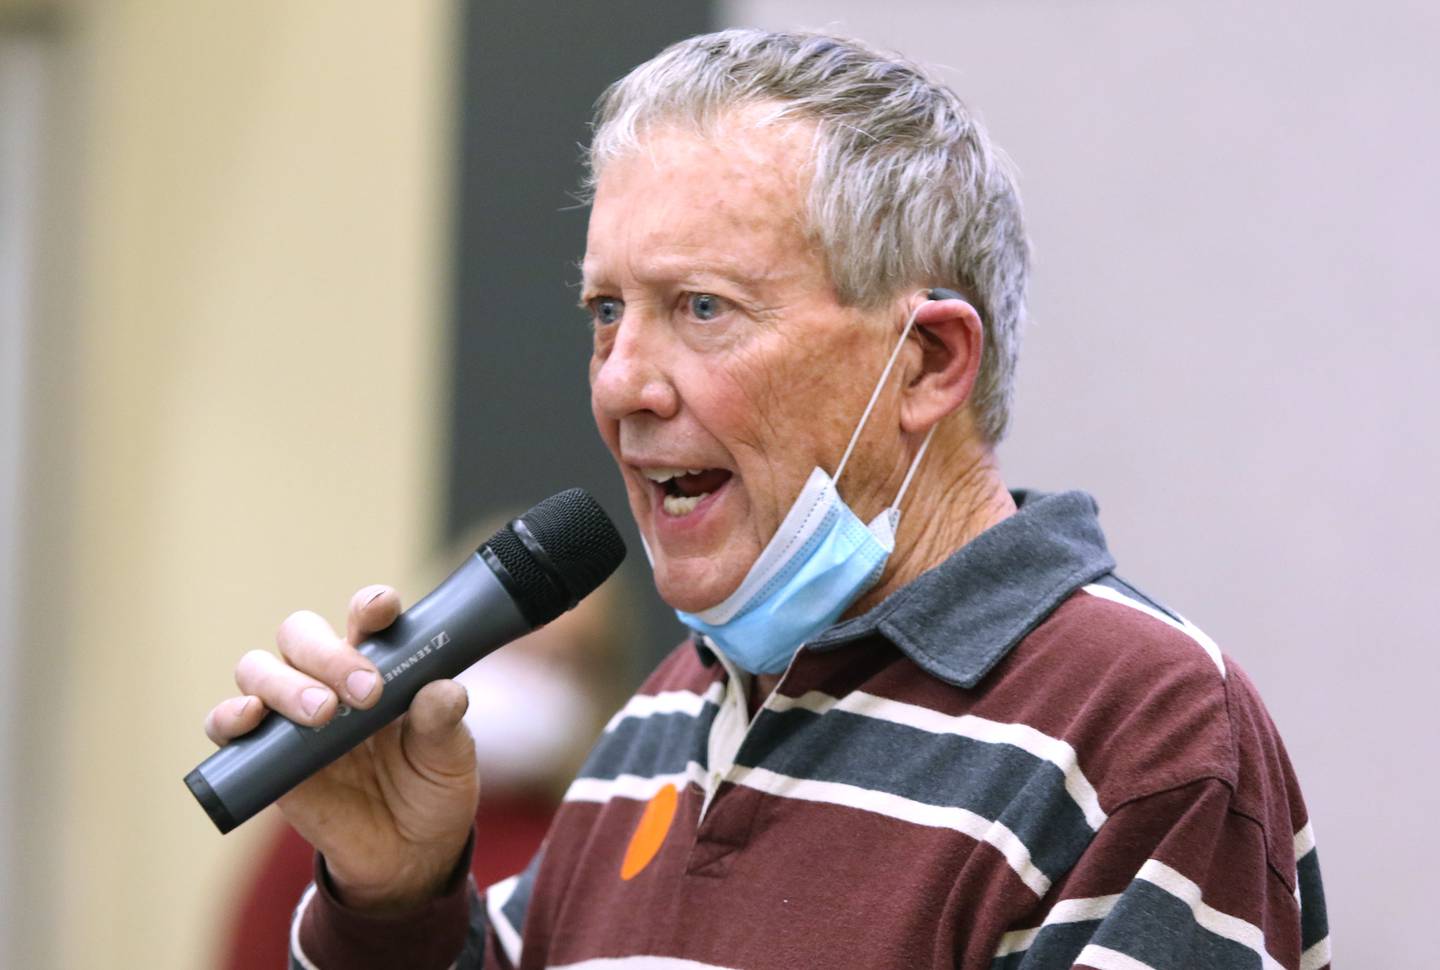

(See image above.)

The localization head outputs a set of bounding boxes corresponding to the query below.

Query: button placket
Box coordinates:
[699,650,750,822]
[696,641,810,822]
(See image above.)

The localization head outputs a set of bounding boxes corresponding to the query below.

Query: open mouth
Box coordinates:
[641,467,734,517]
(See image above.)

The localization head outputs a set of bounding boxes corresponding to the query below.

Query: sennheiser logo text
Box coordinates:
[381,630,451,685]
[311,631,451,733]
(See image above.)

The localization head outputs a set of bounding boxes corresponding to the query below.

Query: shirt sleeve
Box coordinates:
[288,832,509,970]
[990,778,1331,970]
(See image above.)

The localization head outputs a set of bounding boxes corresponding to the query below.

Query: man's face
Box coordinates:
[583,113,904,612]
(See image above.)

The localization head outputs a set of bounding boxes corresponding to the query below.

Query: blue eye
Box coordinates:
[689,293,723,322]
[589,297,623,326]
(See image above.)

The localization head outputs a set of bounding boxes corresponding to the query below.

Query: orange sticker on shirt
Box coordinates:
[620,783,678,880]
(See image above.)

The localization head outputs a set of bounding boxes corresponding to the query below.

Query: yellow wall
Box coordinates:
[17,1,456,966]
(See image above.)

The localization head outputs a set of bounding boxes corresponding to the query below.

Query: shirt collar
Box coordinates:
[796,489,1116,688]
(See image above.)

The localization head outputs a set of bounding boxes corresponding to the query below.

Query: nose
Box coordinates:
[591,313,680,422]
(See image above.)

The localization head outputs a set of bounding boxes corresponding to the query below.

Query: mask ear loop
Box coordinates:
[834,296,928,488]
[890,423,937,509]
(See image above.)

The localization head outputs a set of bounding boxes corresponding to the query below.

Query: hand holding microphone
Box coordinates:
[191,489,625,913]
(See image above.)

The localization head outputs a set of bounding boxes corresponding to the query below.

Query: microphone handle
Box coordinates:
[185,554,531,833]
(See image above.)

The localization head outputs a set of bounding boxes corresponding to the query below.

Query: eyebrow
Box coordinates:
[579,253,770,301]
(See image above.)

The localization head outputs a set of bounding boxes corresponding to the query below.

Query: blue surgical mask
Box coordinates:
[675,300,937,674]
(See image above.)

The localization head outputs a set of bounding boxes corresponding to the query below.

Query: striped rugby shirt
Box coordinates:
[293,490,1331,970]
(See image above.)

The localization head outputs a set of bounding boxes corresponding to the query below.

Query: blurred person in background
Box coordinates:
[217,524,630,970]
[204,29,1330,970]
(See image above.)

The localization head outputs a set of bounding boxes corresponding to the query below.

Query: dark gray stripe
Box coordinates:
[499,851,542,944]
[460,881,488,969]
[990,919,1101,970]
[575,706,717,782]
[1297,847,1329,951]
[1093,878,1265,970]
[738,707,1095,881]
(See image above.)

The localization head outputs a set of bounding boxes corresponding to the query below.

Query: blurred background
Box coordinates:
[1,0,1435,966]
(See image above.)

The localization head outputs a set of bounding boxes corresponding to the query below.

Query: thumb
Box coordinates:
[401,679,478,782]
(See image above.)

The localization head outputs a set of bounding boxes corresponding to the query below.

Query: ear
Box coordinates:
[898,296,984,436]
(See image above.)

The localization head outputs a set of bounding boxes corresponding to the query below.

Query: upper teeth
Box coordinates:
[642,467,706,483]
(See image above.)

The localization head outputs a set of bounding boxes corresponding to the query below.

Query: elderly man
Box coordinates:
[206,29,1330,970]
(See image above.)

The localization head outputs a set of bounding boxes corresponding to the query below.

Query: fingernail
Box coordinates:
[233,696,255,719]
[301,687,330,717]
[364,587,386,607]
[346,669,377,702]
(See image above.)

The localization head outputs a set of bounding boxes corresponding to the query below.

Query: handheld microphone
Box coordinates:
[184,488,626,834]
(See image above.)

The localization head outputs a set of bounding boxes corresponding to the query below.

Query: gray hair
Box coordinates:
[585,28,1030,442]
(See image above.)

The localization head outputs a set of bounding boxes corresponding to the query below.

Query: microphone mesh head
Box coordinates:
[483,488,626,626]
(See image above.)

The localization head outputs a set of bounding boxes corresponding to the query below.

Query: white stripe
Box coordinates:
[1301,936,1332,970]
[1293,820,1316,859]
[769,690,1109,831]
[1137,859,1285,970]
[1293,821,1317,907]
[486,873,522,966]
[1075,944,1159,970]
[603,683,724,733]
[993,894,1121,956]
[550,957,739,970]
[730,765,1051,896]
[288,883,320,970]
[289,877,458,970]
[1082,584,1226,677]
[563,762,707,804]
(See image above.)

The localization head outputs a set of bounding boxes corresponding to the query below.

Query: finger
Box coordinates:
[400,680,477,780]
[276,609,381,708]
[234,649,337,726]
[204,695,265,745]
[347,584,403,645]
